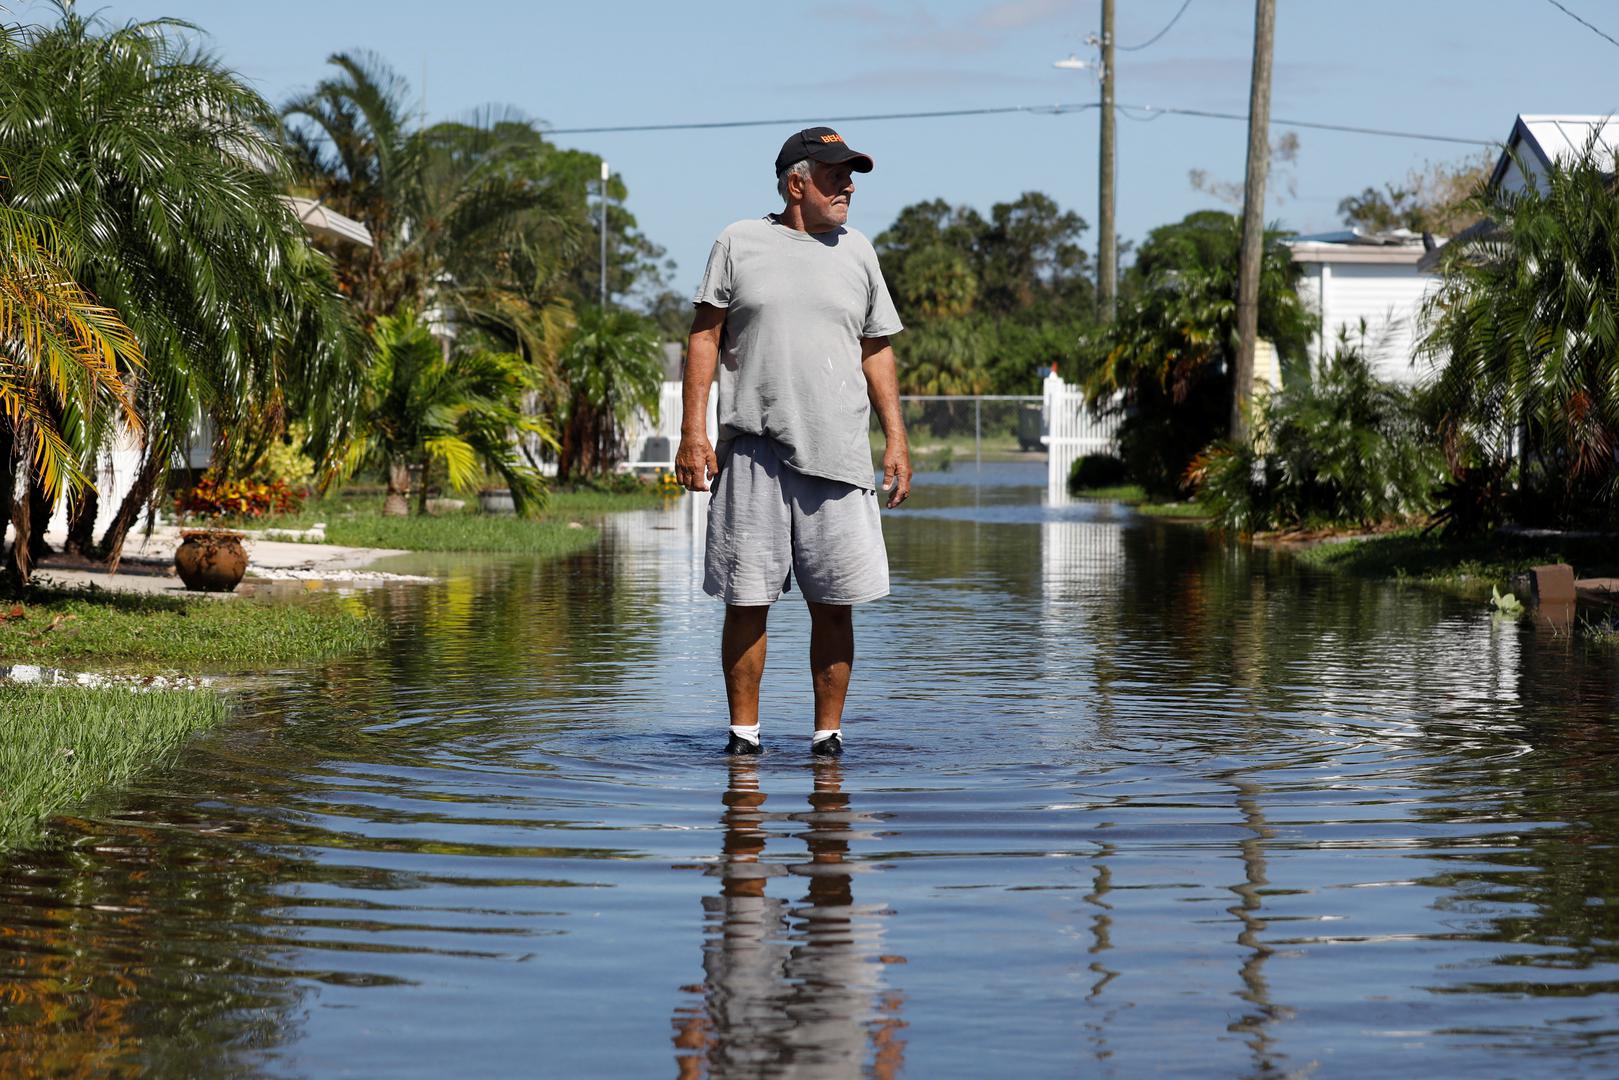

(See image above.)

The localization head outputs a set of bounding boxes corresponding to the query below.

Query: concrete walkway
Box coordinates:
[31,525,430,596]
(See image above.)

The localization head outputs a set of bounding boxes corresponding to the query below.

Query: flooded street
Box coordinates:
[3,462,1618,1077]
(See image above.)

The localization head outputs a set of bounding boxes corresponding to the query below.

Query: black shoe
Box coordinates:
[726,733,762,755]
[811,732,843,757]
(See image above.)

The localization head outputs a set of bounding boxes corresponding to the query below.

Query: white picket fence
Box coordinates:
[1043,374,1120,499]
[621,383,715,471]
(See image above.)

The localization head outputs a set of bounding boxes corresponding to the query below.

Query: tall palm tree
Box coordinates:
[0,206,143,587]
[0,6,360,561]
[1420,143,1619,526]
[281,55,577,366]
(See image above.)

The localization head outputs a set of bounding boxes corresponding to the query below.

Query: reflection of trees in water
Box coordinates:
[0,812,307,1076]
[365,535,663,698]
[672,760,906,1078]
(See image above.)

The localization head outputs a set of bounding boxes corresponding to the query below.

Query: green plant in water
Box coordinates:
[1490,584,1525,617]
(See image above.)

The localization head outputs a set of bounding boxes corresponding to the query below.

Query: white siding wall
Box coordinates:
[1312,262,1437,386]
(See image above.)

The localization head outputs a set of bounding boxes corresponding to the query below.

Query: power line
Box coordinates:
[546,102,1492,147]
[1140,103,1491,146]
[545,103,1068,135]
[1118,0,1195,51]
[1543,0,1619,50]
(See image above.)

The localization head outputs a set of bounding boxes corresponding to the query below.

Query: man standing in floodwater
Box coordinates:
[675,127,910,758]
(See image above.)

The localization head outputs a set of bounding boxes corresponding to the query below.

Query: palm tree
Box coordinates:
[555,308,664,481]
[339,309,552,516]
[1420,142,1619,527]
[0,5,360,561]
[0,207,143,587]
[281,55,577,364]
[1082,211,1312,494]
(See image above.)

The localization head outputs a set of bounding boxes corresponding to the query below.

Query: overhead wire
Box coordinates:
[546,102,1492,147]
[1117,0,1195,51]
[1542,0,1619,50]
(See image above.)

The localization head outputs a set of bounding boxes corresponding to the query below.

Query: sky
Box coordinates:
[16,0,1619,301]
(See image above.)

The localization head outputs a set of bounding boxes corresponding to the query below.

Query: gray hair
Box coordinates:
[776,158,812,203]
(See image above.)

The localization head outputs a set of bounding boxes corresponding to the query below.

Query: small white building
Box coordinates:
[1285,228,1437,387]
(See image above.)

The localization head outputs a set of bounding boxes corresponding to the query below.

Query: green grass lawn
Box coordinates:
[1291,528,1619,594]
[222,486,672,555]
[0,587,383,667]
[1068,483,1210,519]
[0,686,225,851]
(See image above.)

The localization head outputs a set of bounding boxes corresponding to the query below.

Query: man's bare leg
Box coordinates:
[723,605,770,728]
[807,602,854,733]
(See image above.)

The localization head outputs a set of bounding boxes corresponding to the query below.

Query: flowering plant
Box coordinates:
[175,475,303,520]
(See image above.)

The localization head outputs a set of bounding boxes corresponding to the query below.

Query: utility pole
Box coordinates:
[1231,0,1275,443]
[1098,0,1116,324]
[599,160,610,310]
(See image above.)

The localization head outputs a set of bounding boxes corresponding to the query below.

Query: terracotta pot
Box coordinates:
[175,530,248,592]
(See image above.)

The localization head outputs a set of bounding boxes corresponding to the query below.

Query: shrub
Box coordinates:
[1190,349,1444,532]
[175,476,303,520]
[1068,453,1128,492]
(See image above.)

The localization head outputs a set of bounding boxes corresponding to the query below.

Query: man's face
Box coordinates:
[798,160,856,231]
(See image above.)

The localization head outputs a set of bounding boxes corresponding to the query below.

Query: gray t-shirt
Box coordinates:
[694,215,903,490]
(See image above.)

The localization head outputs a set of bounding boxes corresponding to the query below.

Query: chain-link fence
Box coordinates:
[873,395,1045,471]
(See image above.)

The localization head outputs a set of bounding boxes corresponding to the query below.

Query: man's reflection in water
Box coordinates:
[673,759,907,1078]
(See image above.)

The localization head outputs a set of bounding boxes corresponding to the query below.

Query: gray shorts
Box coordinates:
[704,434,889,606]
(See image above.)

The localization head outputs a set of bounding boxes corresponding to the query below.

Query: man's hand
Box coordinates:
[676,434,719,491]
[881,442,911,508]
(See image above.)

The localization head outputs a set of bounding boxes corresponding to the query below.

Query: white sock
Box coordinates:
[812,729,841,745]
[729,723,761,746]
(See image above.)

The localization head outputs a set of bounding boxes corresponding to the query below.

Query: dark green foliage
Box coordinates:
[0,6,361,555]
[1193,349,1444,532]
[1082,211,1314,496]
[1068,453,1128,492]
[874,193,1095,395]
[1420,140,1619,530]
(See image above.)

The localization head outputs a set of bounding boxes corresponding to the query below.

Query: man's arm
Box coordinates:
[675,303,725,491]
[862,336,911,508]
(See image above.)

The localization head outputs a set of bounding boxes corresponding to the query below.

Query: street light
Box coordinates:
[1055,17,1114,324]
[599,160,610,310]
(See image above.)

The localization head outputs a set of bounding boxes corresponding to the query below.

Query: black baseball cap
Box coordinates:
[774,126,875,177]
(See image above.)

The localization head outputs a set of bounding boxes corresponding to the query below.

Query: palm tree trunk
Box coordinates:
[415,456,430,516]
[384,457,411,516]
[65,486,99,556]
[27,470,53,563]
[5,470,31,594]
[101,449,166,569]
[0,422,14,547]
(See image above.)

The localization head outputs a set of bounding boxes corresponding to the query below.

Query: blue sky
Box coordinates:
[17,0,1619,301]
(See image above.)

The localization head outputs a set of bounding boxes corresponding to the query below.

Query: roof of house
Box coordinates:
[1489,114,1619,188]
[283,196,374,249]
[1285,228,1431,266]
[1417,114,1617,272]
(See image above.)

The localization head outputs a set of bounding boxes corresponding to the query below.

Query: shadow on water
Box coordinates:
[3,462,1619,1075]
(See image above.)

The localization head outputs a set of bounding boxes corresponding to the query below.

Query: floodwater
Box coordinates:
[3,462,1619,1078]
